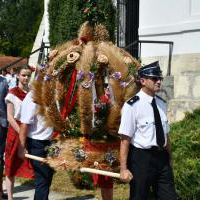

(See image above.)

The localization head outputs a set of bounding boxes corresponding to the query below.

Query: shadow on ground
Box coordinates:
[3,180,96,200]
[64,195,95,200]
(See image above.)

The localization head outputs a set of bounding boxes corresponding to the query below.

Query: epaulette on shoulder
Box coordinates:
[156,95,166,103]
[127,96,139,106]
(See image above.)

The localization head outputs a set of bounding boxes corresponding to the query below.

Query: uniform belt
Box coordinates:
[149,146,165,152]
[27,137,51,144]
[129,144,165,152]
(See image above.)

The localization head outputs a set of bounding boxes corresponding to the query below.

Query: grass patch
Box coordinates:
[15,177,34,186]
[50,170,129,200]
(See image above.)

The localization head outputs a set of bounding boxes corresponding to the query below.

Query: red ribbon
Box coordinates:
[52,69,78,139]
[61,68,77,119]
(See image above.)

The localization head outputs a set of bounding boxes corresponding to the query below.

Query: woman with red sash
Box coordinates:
[4,65,34,200]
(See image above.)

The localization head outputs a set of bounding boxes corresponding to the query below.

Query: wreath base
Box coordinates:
[45,137,120,172]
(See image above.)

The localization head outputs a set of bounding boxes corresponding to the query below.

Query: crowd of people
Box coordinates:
[0,61,177,200]
[0,68,17,90]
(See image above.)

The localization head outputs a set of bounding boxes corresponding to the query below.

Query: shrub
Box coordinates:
[170,107,200,199]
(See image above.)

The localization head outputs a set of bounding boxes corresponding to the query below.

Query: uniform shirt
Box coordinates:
[0,76,8,127]
[118,89,170,149]
[20,91,53,140]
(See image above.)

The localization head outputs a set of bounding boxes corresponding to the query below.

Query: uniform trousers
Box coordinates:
[27,137,54,200]
[128,145,177,200]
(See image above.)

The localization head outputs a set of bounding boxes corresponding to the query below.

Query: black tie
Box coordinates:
[151,97,165,147]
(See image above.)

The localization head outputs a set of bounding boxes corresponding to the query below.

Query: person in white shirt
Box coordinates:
[0,68,16,89]
[7,68,17,89]
[18,91,54,200]
[118,61,177,200]
[4,65,34,200]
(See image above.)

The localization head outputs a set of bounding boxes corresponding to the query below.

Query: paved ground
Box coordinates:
[2,181,96,200]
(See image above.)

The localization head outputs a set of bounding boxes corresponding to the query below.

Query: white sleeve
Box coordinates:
[5,93,15,104]
[118,103,136,137]
[20,93,37,124]
[5,93,22,119]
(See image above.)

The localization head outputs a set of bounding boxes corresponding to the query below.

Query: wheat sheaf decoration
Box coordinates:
[32,21,141,171]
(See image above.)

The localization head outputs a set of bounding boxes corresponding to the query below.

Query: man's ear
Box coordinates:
[140,77,145,85]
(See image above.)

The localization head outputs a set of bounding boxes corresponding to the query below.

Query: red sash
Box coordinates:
[9,87,28,101]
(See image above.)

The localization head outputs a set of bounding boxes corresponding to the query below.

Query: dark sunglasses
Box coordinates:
[147,77,163,82]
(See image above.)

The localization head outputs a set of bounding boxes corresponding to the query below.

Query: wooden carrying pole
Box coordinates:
[79,168,120,178]
[25,154,45,162]
[25,153,120,179]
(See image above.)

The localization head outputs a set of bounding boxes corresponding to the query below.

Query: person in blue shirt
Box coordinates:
[0,75,8,199]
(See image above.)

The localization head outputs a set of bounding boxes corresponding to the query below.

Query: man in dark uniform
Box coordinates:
[118,61,177,200]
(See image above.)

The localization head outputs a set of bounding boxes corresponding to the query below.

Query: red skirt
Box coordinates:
[93,174,113,189]
[4,126,35,179]
[82,139,119,189]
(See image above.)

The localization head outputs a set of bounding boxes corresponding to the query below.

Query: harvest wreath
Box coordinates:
[31,21,141,172]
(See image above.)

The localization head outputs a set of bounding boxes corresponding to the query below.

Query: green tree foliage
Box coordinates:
[0,35,10,55]
[0,0,43,56]
[170,107,200,199]
[48,0,116,47]
[48,0,82,47]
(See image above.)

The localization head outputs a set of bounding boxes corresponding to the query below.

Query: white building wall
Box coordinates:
[139,0,200,122]
[139,0,200,57]
[43,0,50,45]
